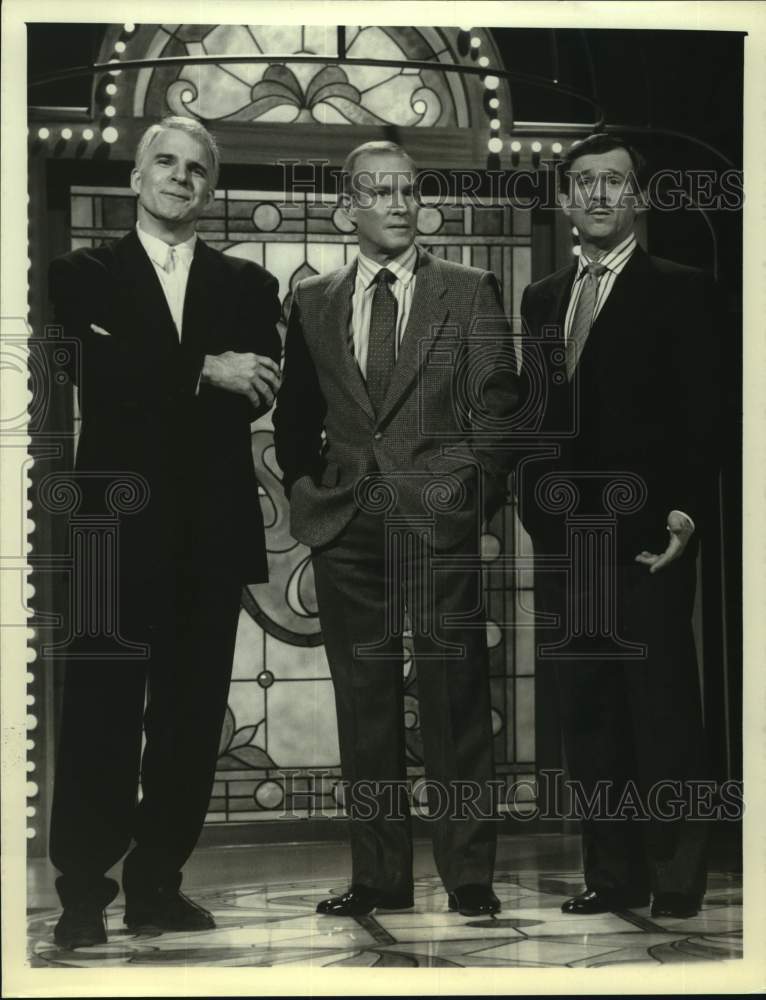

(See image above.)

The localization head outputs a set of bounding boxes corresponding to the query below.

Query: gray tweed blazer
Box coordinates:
[273,246,520,549]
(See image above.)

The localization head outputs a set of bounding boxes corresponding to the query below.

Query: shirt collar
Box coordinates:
[577,232,637,277]
[356,243,418,290]
[136,223,197,270]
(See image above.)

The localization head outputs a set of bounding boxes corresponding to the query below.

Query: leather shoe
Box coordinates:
[561,889,649,914]
[124,888,215,932]
[447,884,501,916]
[651,893,700,918]
[316,885,414,916]
[54,902,108,949]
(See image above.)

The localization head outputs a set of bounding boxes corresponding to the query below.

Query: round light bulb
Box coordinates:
[484,75,499,90]
[552,142,563,154]
[115,41,126,53]
[531,141,542,153]
[102,126,119,143]
[106,82,117,96]
[105,106,116,118]
[489,118,500,130]
[37,127,50,140]
[487,137,503,154]
[488,98,499,110]
[61,128,72,140]
[83,128,94,141]
[510,140,522,153]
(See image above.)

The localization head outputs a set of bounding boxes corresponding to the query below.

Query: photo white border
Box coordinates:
[2,1,764,995]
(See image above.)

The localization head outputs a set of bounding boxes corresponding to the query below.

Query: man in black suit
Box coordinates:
[48,116,281,948]
[518,133,717,919]
[273,141,521,917]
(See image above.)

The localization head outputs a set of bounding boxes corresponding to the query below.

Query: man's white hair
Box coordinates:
[134,115,220,185]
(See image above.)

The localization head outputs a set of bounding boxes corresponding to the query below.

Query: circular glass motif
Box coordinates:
[252,203,282,232]
[254,780,284,809]
[480,532,501,561]
[491,708,504,735]
[332,207,355,233]
[257,670,275,688]
[486,621,502,648]
[404,710,418,730]
[417,206,443,234]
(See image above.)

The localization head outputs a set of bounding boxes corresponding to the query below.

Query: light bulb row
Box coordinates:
[486,139,567,156]
[35,125,120,144]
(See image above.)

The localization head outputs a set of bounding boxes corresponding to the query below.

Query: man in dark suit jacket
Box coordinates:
[518,133,717,919]
[48,116,281,948]
[273,141,521,918]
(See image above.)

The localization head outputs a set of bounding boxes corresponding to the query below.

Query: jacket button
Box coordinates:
[373,431,383,441]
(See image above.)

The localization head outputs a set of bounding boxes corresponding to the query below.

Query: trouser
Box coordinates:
[312,508,497,895]
[49,565,242,907]
[536,548,709,900]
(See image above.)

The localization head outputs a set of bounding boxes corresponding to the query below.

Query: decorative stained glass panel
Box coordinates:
[69,182,536,823]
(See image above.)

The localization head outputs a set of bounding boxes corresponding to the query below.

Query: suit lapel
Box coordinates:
[113,231,180,352]
[588,245,649,335]
[376,249,448,423]
[319,261,376,419]
[543,263,577,332]
[181,239,219,356]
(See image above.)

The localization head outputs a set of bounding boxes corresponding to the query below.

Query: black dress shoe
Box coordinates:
[316,885,414,916]
[124,888,215,932]
[447,884,501,916]
[651,893,701,918]
[54,903,108,949]
[561,889,649,915]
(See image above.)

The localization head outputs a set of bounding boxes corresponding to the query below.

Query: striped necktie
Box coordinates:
[366,268,397,414]
[566,261,607,379]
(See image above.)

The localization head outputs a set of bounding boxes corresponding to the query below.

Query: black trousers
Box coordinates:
[49,564,241,906]
[312,508,497,895]
[535,546,709,901]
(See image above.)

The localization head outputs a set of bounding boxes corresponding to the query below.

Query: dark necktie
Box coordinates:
[566,261,607,379]
[366,267,398,414]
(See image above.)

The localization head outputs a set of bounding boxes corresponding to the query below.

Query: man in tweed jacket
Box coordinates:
[273,141,521,917]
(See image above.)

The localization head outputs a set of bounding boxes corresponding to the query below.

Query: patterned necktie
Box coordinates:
[366,268,398,414]
[566,261,607,379]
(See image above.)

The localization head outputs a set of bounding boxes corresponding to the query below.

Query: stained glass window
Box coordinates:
[102,24,510,131]
[69,182,534,822]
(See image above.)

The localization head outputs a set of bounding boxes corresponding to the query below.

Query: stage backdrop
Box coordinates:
[67,181,535,824]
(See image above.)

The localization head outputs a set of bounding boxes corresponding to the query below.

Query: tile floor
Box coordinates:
[27,836,742,968]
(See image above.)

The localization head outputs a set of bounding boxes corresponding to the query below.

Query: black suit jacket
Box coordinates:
[517,246,719,556]
[49,231,282,585]
[273,247,521,549]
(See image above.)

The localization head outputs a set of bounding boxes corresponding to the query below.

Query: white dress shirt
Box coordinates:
[136,223,196,339]
[350,244,418,377]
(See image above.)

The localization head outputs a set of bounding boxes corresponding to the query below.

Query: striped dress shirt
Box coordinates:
[563,233,637,342]
[350,244,418,377]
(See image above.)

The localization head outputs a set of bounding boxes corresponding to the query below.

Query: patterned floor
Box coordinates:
[28,870,742,968]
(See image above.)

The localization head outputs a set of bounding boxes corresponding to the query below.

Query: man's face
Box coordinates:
[344,152,418,262]
[558,147,643,251]
[130,128,215,232]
